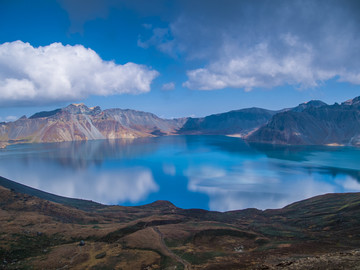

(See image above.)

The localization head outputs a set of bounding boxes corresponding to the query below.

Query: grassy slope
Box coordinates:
[0,176,360,269]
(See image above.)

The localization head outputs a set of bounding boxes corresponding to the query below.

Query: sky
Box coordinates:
[0,0,359,121]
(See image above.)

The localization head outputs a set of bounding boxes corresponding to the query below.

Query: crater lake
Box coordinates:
[0,135,359,211]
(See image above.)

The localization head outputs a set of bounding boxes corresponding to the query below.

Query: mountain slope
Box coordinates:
[0,104,186,147]
[1,96,360,148]
[1,176,360,269]
[178,107,278,137]
[247,96,360,146]
[290,100,328,112]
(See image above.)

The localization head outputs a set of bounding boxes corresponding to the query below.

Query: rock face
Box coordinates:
[0,104,186,145]
[178,108,278,137]
[247,97,360,146]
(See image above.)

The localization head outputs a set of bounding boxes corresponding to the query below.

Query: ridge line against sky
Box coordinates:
[0,0,359,121]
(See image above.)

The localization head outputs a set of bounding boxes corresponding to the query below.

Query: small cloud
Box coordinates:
[142,23,152,29]
[0,116,18,123]
[161,82,175,91]
[137,35,149,48]
[163,163,176,176]
[5,116,18,122]
[183,40,337,91]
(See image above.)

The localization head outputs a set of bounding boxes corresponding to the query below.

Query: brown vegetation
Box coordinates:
[1,179,360,269]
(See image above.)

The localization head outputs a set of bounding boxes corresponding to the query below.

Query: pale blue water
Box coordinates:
[0,135,359,211]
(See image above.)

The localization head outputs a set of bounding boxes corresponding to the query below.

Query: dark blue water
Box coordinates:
[0,135,359,211]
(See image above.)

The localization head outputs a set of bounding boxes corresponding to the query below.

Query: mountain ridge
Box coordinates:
[248,96,360,146]
[1,95,360,148]
[0,103,187,148]
[178,107,278,137]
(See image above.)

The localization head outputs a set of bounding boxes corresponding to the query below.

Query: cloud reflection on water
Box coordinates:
[0,162,158,205]
[185,162,359,211]
[0,136,360,211]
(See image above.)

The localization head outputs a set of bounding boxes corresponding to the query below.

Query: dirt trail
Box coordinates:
[152,226,192,270]
[56,245,83,270]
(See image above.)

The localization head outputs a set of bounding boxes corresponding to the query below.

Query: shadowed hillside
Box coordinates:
[1,176,360,269]
[178,108,277,137]
[247,97,360,146]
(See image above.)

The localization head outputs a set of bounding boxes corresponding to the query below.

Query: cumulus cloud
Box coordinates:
[0,41,159,106]
[183,38,336,90]
[161,82,175,91]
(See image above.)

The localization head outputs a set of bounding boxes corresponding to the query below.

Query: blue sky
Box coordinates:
[0,0,359,121]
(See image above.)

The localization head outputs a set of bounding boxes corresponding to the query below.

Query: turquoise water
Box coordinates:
[0,135,359,211]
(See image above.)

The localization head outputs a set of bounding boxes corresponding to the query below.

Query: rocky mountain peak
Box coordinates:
[342,96,360,106]
[292,100,327,112]
[89,106,102,115]
[63,104,102,115]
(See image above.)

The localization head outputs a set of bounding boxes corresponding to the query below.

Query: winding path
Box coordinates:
[152,226,192,270]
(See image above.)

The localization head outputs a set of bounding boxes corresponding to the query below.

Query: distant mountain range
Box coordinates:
[1,96,360,148]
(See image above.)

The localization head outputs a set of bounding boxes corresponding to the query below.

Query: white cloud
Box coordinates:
[163,163,176,176]
[161,82,175,91]
[183,37,342,91]
[142,23,153,29]
[0,41,159,105]
[5,116,18,122]
[0,116,18,122]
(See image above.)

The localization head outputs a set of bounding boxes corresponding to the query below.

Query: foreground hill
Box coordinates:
[1,175,360,269]
[0,104,186,148]
[247,96,360,146]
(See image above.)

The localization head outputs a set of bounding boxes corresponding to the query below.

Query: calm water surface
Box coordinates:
[0,135,359,211]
